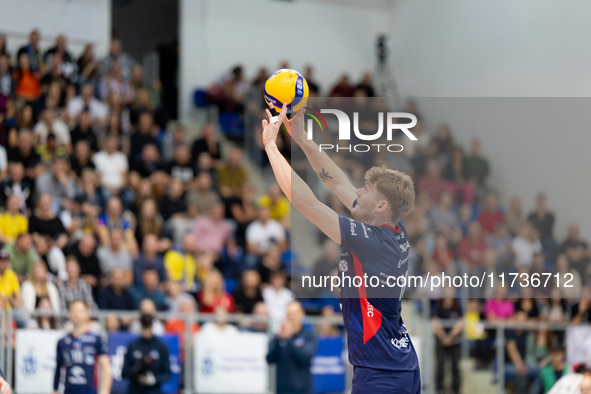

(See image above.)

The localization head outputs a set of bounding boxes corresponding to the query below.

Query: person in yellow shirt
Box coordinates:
[257,184,290,222]
[164,233,197,292]
[0,194,28,243]
[0,250,21,309]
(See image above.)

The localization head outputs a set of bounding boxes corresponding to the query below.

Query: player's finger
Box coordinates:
[262,119,268,129]
[277,103,288,126]
[265,108,272,119]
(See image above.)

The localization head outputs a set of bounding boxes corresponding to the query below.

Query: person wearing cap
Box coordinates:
[0,249,21,310]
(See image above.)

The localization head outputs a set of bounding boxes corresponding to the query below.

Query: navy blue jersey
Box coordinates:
[338,216,419,372]
[54,332,108,394]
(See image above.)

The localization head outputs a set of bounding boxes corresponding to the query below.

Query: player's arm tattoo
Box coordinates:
[316,168,333,182]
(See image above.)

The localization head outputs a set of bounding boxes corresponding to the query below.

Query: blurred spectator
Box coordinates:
[432,294,463,394]
[191,123,221,167]
[135,198,171,250]
[70,111,99,152]
[200,305,239,335]
[417,159,450,204]
[233,269,264,314]
[34,106,70,148]
[17,29,43,74]
[70,234,102,289]
[122,308,171,394]
[13,52,41,101]
[206,65,247,114]
[21,262,60,314]
[477,192,504,235]
[246,205,287,262]
[266,301,317,394]
[130,112,159,166]
[465,139,490,187]
[0,249,21,309]
[77,44,100,83]
[539,346,568,394]
[504,311,540,392]
[433,235,454,271]
[432,124,455,158]
[0,194,28,243]
[33,234,67,281]
[257,184,290,223]
[35,158,76,208]
[303,65,321,95]
[70,142,96,181]
[263,270,291,333]
[165,280,194,313]
[40,56,71,93]
[197,269,234,313]
[8,130,41,179]
[97,268,134,311]
[4,233,38,282]
[561,223,590,279]
[1,162,33,211]
[129,298,165,335]
[217,147,247,198]
[164,233,197,292]
[192,202,235,257]
[29,194,68,248]
[160,180,189,242]
[165,298,199,359]
[311,239,341,280]
[131,144,161,178]
[484,286,514,321]
[570,289,591,324]
[100,59,134,103]
[67,83,108,127]
[0,54,15,99]
[187,172,220,218]
[512,223,542,268]
[36,133,67,168]
[26,297,59,329]
[133,234,166,285]
[330,74,355,97]
[58,257,96,310]
[429,190,462,244]
[132,268,167,311]
[163,145,194,185]
[506,196,527,236]
[457,222,488,268]
[97,228,133,284]
[528,193,555,242]
[93,135,129,194]
[355,71,375,97]
[99,38,137,81]
[257,247,283,285]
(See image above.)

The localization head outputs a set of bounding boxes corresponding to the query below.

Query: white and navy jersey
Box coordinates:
[338,216,419,371]
[54,332,108,394]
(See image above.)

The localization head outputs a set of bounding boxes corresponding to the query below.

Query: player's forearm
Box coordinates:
[299,138,351,188]
[265,143,317,208]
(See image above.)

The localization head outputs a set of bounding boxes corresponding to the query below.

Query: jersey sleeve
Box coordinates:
[338,216,379,262]
[97,335,108,356]
[53,340,63,391]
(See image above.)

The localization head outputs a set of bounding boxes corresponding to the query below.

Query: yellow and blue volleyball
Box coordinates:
[264,69,309,113]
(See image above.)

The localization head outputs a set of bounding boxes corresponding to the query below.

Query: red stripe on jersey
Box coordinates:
[380,224,401,233]
[351,252,382,344]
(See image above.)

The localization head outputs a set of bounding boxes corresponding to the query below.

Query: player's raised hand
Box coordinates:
[283,107,306,144]
[0,376,12,394]
[262,103,288,147]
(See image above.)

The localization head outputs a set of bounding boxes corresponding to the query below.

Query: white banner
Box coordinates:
[15,329,65,394]
[567,326,591,371]
[194,332,269,393]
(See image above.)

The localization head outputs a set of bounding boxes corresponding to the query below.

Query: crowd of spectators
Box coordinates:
[1,28,590,394]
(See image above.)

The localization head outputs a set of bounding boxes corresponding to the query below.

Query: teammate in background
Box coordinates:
[262,104,420,393]
[0,368,11,394]
[53,300,112,394]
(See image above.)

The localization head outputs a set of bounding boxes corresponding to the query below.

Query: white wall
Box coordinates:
[0,0,111,61]
[388,0,591,97]
[180,0,392,121]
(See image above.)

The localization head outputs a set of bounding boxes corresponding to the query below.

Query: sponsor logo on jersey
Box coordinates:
[338,259,348,272]
[398,256,409,268]
[400,241,410,252]
[360,223,371,238]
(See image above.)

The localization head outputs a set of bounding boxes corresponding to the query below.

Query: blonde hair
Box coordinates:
[364,166,415,222]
